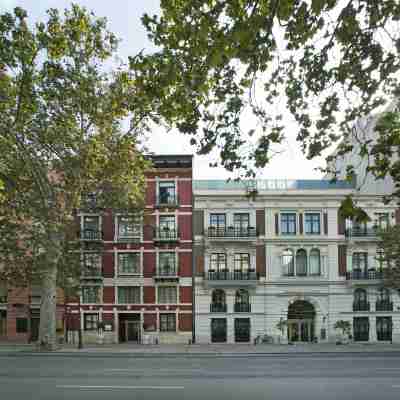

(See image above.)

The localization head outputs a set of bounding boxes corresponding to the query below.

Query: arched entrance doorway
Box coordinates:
[287,300,316,342]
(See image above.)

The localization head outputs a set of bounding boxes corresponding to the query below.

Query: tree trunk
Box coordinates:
[38,235,62,351]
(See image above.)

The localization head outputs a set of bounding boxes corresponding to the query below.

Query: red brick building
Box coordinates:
[0,154,193,344]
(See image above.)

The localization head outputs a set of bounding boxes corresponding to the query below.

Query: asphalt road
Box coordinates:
[1,352,400,400]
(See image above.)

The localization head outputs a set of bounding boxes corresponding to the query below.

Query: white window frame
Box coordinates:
[117,286,142,304]
[114,214,142,242]
[156,285,179,304]
[116,251,142,276]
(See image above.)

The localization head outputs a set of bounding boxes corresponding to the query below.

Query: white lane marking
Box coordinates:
[57,385,184,390]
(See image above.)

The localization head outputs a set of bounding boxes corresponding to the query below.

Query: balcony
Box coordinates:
[205,270,258,287]
[346,270,383,281]
[79,229,103,242]
[81,267,103,280]
[154,264,179,282]
[155,194,179,208]
[234,303,251,313]
[153,227,179,244]
[207,226,258,240]
[376,301,393,312]
[345,227,381,239]
[116,233,141,243]
[210,303,227,313]
[353,301,370,312]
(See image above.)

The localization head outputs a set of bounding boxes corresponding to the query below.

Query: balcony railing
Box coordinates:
[234,303,251,313]
[79,229,103,241]
[156,264,178,277]
[346,270,383,280]
[207,226,258,239]
[206,270,258,281]
[353,301,370,312]
[81,268,103,279]
[156,194,179,208]
[154,227,179,242]
[376,301,393,312]
[210,303,227,313]
[345,227,382,238]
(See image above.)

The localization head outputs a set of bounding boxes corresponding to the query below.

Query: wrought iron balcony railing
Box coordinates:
[79,229,103,241]
[156,194,179,208]
[81,268,103,278]
[210,303,227,313]
[234,303,251,313]
[207,226,258,239]
[206,270,258,281]
[154,227,179,242]
[346,270,383,280]
[375,301,393,312]
[345,226,385,238]
[353,301,370,312]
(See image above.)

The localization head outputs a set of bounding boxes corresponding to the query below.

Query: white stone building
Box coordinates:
[193,179,399,344]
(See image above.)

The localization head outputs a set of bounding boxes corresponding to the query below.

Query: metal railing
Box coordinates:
[207,226,258,238]
[346,270,383,280]
[376,301,393,312]
[206,270,258,281]
[210,303,227,313]
[234,303,251,313]
[156,194,179,208]
[154,227,179,241]
[82,267,103,278]
[353,301,370,312]
[345,227,382,238]
[79,229,103,241]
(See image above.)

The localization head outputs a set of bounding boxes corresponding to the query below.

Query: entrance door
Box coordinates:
[126,321,141,343]
[211,318,227,343]
[30,317,40,342]
[234,318,250,342]
[353,317,369,341]
[287,300,316,342]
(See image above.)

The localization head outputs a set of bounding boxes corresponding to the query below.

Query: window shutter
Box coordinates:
[299,214,303,234]
[275,214,279,235]
[338,245,347,276]
[338,211,346,235]
[324,212,328,235]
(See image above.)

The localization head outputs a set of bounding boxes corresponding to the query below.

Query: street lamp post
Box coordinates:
[78,289,83,349]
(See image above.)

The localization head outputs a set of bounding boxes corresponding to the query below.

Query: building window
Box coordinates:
[282,249,294,276]
[309,249,321,275]
[377,317,392,341]
[234,289,250,312]
[296,249,307,276]
[352,252,368,272]
[118,253,140,275]
[117,215,141,240]
[353,288,369,311]
[82,216,101,239]
[82,286,100,304]
[16,318,28,333]
[159,313,176,332]
[376,248,387,272]
[281,213,296,235]
[158,181,176,204]
[82,253,101,277]
[210,253,227,271]
[353,317,369,341]
[158,252,177,276]
[158,215,176,239]
[234,253,250,271]
[118,287,140,304]
[0,311,6,336]
[305,213,320,234]
[157,286,177,304]
[210,213,226,228]
[234,213,250,230]
[376,213,389,230]
[84,314,99,331]
[211,289,226,313]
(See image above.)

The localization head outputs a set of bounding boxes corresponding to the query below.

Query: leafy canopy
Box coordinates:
[133,0,400,184]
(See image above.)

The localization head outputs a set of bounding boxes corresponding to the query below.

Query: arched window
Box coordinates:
[309,249,321,276]
[296,249,307,276]
[377,287,390,303]
[211,289,226,312]
[235,289,250,312]
[282,249,294,276]
[354,288,367,303]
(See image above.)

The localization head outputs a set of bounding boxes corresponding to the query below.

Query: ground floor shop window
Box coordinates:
[377,317,392,341]
[16,318,28,333]
[84,313,99,331]
[234,318,250,342]
[211,318,227,343]
[159,313,176,332]
[353,317,369,341]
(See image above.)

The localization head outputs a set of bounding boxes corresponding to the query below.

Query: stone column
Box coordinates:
[369,316,377,343]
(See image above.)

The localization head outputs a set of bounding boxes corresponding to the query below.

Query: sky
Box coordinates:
[0,0,325,180]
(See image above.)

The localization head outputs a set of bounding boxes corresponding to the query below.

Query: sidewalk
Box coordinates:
[2,342,400,356]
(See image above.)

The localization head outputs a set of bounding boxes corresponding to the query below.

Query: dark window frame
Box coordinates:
[159,313,176,332]
[305,213,321,234]
[281,213,297,235]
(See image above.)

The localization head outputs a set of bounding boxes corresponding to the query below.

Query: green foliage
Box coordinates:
[378,225,400,289]
[338,195,371,223]
[134,0,400,183]
[0,5,150,287]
